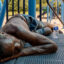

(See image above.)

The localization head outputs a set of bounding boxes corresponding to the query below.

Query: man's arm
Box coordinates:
[35,20,53,36]
[36,20,54,30]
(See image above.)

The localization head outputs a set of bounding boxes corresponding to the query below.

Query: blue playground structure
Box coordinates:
[0,0,2,13]
[0,0,64,27]
[28,0,36,18]
[61,0,64,22]
[0,0,36,27]
[47,0,64,26]
[37,0,64,23]
[47,0,64,23]
[0,0,6,27]
[47,0,53,22]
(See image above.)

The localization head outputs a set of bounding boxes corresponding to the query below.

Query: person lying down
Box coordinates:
[0,14,58,62]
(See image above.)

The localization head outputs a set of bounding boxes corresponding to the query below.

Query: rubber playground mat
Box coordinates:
[1,34,64,64]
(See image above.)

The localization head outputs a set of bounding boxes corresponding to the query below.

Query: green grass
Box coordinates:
[8,11,40,16]
[8,11,28,16]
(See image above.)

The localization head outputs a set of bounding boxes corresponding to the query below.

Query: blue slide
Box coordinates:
[0,0,6,27]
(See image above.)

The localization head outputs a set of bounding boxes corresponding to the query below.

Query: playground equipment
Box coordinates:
[28,0,36,18]
[47,0,60,22]
[37,0,54,21]
[38,0,64,23]
[47,0,64,23]
[29,0,44,21]
[37,7,47,19]
[0,0,64,28]
[61,0,64,22]
[47,0,64,26]
[47,0,54,22]
[0,0,2,13]
[38,0,62,22]
[0,0,6,27]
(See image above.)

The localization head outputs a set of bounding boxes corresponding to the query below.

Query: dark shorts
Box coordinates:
[21,14,45,35]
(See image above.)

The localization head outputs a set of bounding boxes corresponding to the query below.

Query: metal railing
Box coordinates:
[6,0,64,26]
[6,0,42,22]
[46,0,64,26]
[6,0,26,22]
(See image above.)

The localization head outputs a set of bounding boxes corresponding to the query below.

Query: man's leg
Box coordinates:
[0,32,24,59]
[2,24,58,55]
[0,17,58,62]
[0,31,58,62]
[2,17,58,54]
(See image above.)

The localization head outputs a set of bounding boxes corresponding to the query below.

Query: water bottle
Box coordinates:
[52,26,59,39]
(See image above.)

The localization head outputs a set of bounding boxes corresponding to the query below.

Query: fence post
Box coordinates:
[50,0,53,22]
[0,0,6,27]
[23,0,25,14]
[47,0,49,22]
[28,0,36,18]
[57,0,59,15]
[61,0,64,22]
[0,0,2,13]
[18,0,20,14]
[6,0,8,22]
[40,0,42,21]
[12,0,14,16]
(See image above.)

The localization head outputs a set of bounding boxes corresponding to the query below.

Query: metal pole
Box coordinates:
[23,0,25,14]
[50,0,53,22]
[0,0,6,27]
[12,0,14,16]
[6,0,8,22]
[40,0,42,21]
[47,0,49,22]
[0,0,2,27]
[47,0,64,26]
[61,0,64,22]
[57,0,59,15]
[56,0,57,14]
[18,0,20,14]
[0,0,2,13]
[28,0,36,18]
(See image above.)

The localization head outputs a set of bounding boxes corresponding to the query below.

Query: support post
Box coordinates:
[61,0,64,22]
[47,5,49,22]
[50,0,53,22]
[40,0,42,21]
[6,0,8,22]
[28,0,36,18]
[12,0,14,16]
[0,0,6,27]
[47,0,49,22]
[57,0,59,15]
[18,0,20,14]
[0,0,2,13]
[23,0,25,14]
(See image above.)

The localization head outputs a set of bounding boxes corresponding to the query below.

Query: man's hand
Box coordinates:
[43,27,52,36]
[43,22,63,34]
[43,22,54,30]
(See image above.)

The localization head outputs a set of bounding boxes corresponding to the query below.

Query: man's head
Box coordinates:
[0,32,24,59]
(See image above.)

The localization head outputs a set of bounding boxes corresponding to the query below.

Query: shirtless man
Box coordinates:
[0,14,58,62]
